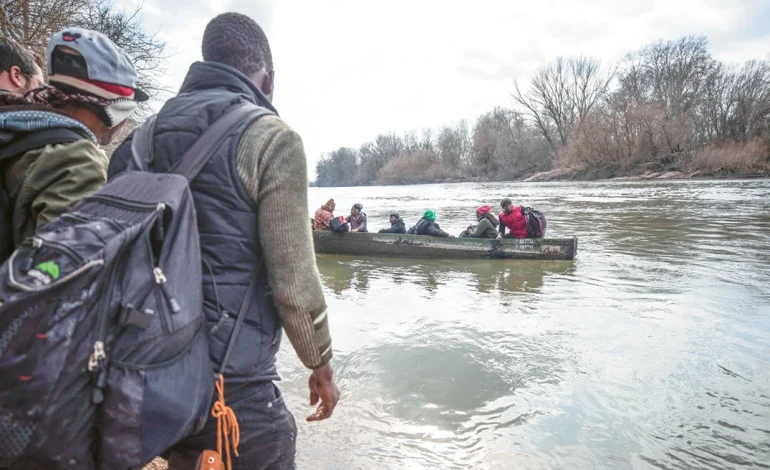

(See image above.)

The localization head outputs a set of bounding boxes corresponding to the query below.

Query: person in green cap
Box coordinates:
[407,209,452,237]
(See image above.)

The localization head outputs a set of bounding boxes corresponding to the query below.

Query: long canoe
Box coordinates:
[312,231,578,260]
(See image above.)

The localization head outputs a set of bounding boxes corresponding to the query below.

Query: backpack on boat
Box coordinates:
[0,126,89,264]
[329,215,350,233]
[0,103,268,469]
[522,207,547,238]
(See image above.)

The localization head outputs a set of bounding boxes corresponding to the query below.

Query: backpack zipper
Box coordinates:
[61,213,124,233]
[25,236,86,265]
[86,194,163,212]
[89,202,166,404]
[153,267,180,334]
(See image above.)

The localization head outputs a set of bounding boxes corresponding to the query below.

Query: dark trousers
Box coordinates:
[167,382,297,470]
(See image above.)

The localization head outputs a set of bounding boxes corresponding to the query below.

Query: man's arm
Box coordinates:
[429,224,450,237]
[497,215,506,239]
[236,115,338,420]
[27,140,107,229]
[469,222,486,238]
[237,116,332,368]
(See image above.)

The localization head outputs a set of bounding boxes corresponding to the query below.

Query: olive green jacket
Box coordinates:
[469,215,499,239]
[4,139,108,247]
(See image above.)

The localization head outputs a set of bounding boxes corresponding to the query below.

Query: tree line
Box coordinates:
[315,36,770,187]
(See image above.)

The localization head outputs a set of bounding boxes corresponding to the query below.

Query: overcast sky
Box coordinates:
[117,0,770,177]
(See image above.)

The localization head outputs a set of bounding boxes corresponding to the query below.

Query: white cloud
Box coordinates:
[117,0,770,176]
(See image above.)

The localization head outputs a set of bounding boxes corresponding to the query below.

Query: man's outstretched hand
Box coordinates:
[307,363,340,422]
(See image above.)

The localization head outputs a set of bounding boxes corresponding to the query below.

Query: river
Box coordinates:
[273,179,770,469]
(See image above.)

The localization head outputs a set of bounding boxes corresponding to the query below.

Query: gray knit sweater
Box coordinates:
[235,115,332,369]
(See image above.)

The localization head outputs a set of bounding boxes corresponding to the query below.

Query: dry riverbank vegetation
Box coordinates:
[315,36,770,187]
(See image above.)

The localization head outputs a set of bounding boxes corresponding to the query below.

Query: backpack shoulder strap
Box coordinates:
[129,114,157,172]
[218,265,261,374]
[170,102,274,182]
[0,128,86,162]
[162,101,273,372]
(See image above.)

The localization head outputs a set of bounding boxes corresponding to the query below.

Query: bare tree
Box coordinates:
[0,0,86,55]
[513,56,613,154]
[699,60,770,142]
[315,147,359,187]
[79,0,169,114]
[420,127,434,153]
[513,58,567,151]
[436,121,472,167]
[619,36,716,116]
[403,130,419,154]
[473,107,551,177]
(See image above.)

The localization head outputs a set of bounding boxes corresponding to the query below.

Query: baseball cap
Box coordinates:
[46,28,148,102]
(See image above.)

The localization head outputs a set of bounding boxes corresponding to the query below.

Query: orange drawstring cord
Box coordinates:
[211,374,240,470]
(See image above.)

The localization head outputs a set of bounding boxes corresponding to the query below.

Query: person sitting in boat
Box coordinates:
[496,197,528,239]
[407,209,452,237]
[460,205,499,238]
[378,211,406,234]
[313,198,335,230]
[347,203,368,232]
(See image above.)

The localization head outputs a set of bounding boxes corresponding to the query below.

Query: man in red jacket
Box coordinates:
[496,197,529,239]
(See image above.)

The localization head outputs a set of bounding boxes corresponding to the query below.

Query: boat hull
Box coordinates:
[312,231,578,260]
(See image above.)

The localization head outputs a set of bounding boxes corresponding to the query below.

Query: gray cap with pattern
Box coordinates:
[47,27,148,102]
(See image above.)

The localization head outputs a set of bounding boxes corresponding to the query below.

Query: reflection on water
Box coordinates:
[316,256,576,297]
[274,179,770,470]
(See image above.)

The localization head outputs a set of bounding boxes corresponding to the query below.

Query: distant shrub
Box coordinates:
[690,139,770,174]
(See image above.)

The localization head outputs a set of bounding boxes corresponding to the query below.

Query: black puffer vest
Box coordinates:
[109,61,282,383]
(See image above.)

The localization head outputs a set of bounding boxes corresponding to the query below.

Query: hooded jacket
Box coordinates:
[469,213,499,239]
[314,203,334,230]
[379,217,406,234]
[407,218,450,237]
[0,105,107,248]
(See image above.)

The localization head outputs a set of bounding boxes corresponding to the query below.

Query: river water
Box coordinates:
[274,180,770,469]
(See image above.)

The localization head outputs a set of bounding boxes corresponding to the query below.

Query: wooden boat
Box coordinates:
[312,231,578,260]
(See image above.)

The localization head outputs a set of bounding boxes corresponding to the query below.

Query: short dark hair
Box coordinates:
[0,37,38,76]
[201,13,273,76]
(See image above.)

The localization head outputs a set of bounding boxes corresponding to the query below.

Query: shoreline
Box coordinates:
[311,169,770,188]
[521,166,770,183]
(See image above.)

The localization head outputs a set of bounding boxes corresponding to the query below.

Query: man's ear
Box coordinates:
[8,66,25,88]
[261,70,275,97]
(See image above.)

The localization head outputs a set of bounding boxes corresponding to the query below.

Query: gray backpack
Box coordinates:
[0,103,265,469]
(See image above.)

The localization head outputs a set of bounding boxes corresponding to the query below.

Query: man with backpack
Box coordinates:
[0,38,45,96]
[0,28,146,259]
[108,12,339,470]
[496,197,529,239]
[496,197,547,239]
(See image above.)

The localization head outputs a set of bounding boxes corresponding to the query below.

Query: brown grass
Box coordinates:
[690,138,770,174]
